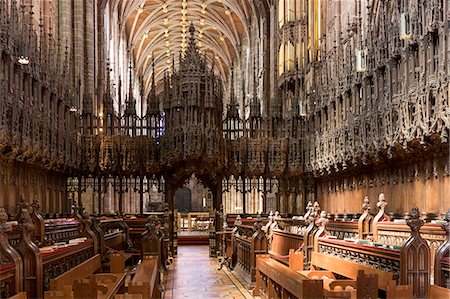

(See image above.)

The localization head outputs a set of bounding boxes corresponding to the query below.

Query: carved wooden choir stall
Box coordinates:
[0,196,168,299]
[216,195,450,298]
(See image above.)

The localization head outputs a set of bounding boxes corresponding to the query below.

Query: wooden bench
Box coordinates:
[253,255,324,299]
[128,256,160,299]
[312,207,431,298]
[267,218,310,266]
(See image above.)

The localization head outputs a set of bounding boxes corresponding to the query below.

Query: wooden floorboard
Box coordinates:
[164,245,256,299]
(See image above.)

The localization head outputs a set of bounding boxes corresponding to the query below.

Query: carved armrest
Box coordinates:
[298,270,336,280]
[93,273,119,284]
[328,279,357,290]
[96,283,108,294]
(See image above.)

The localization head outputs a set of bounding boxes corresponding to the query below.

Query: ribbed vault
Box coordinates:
[104,0,269,96]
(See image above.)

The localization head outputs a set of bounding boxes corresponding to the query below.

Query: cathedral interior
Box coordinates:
[0,0,449,298]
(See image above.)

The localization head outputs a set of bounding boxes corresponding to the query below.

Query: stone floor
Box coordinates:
[164,245,255,299]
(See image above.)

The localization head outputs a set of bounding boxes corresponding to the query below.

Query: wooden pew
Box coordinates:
[128,256,161,299]
[267,217,310,266]
[0,208,23,298]
[372,196,446,286]
[28,201,98,293]
[125,213,170,263]
[312,207,431,298]
[231,219,268,287]
[253,255,323,298]
[325,196,375,241]
[98,217,130,251]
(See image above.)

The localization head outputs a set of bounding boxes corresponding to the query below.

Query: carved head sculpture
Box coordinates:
[316,210,328,227]
[17,195,34,232]
[407,207,424,233]
[274,211,280,219]
[30,196,40,213]
[222,214,228,229]
[362,196,371,211]
[0,207,11,232]
[269,210,274,217]
[234,215,242,225]
[254,220,262,231]
[306,201,313,211]
[145,221,156,232]
[377,193,387,210]
[313,201,321,215]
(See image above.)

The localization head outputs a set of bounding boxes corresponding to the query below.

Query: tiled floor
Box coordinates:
[164,245,254,299]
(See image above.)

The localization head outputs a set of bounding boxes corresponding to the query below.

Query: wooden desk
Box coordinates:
[128,256,160,299]
[253,256,323,299]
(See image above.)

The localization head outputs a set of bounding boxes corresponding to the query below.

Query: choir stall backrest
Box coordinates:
[373,193,391,241]
[0,207,23,296]
[400,207,430,298]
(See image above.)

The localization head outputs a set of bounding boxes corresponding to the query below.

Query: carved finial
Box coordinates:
[377,193,387,211]
[407,207,424,233]
[235,215,242,225]
[362,196,371,211]
[189,21,195,35]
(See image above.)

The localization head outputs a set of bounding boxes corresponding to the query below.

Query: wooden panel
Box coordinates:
[7,292,27,299]
[428,284,450,299]
[317,162,449,216]
[129,256,159,299]
[256,257,323,298]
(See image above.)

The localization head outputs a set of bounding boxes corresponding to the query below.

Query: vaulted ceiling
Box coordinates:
[104,0,269,95]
